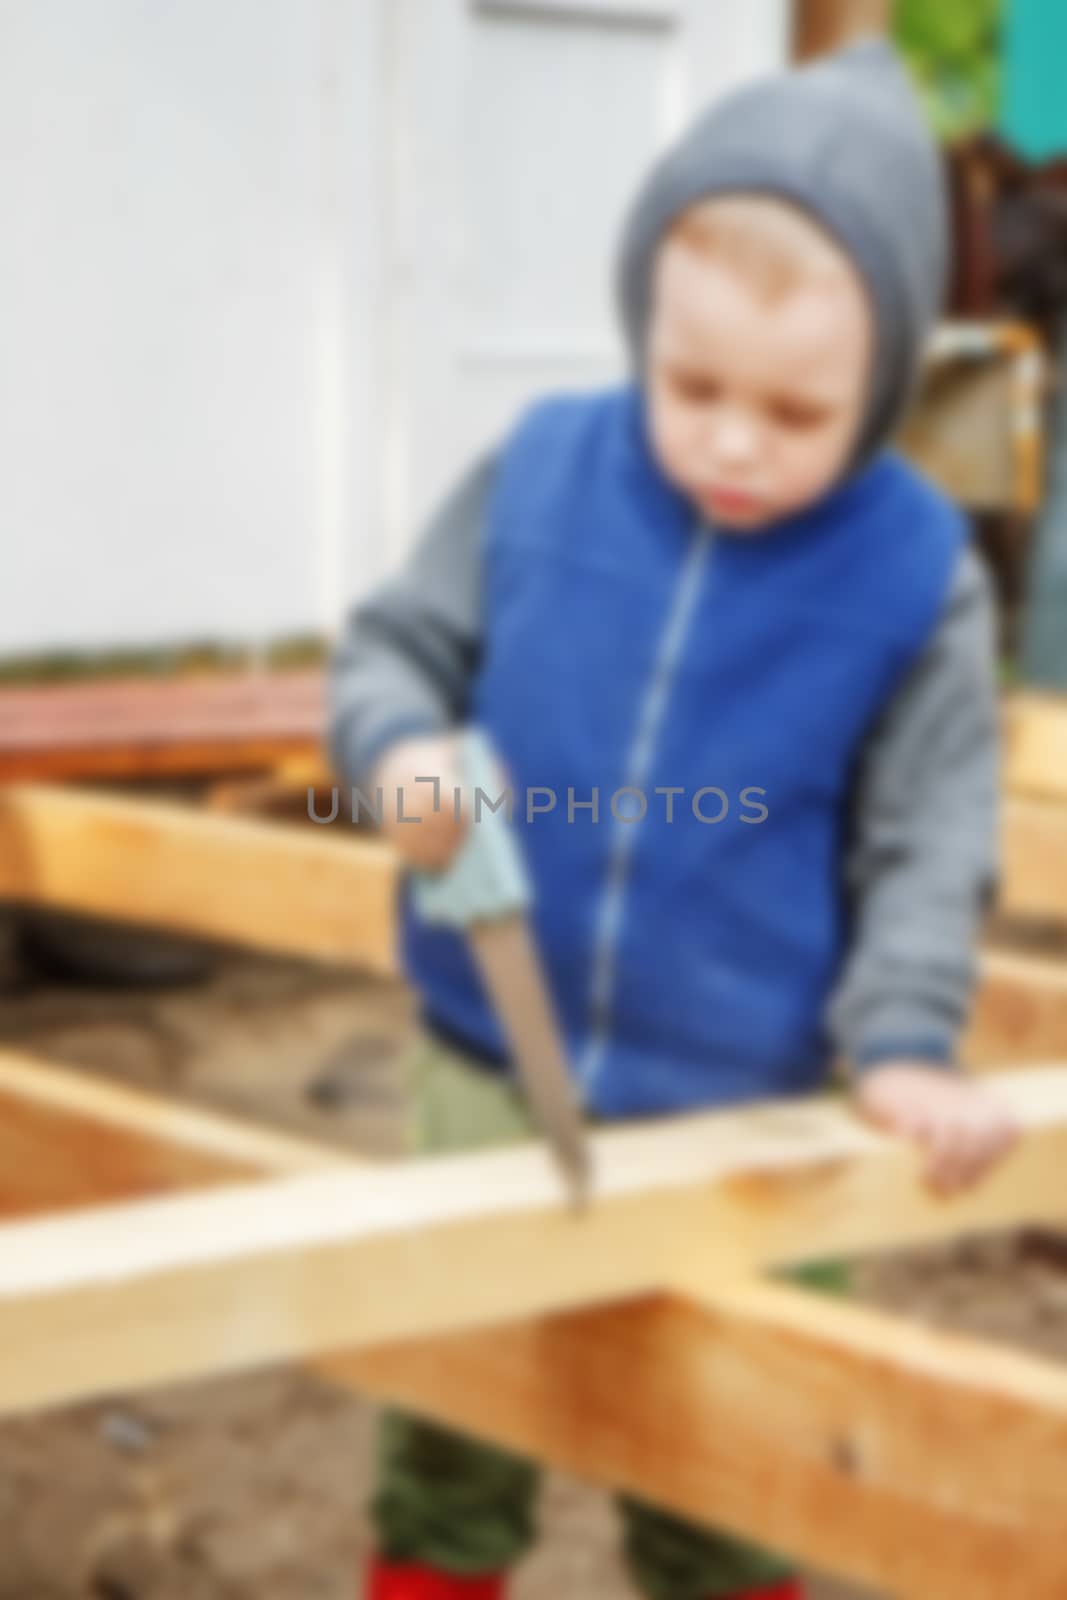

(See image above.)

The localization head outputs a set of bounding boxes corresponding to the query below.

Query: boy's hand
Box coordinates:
[852,1061,1020,1196]
[371,733,469,871]
[371,731,511,873]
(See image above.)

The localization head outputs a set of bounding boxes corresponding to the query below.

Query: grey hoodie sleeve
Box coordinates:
[326,448,496,789]
[826,541,1001,1078]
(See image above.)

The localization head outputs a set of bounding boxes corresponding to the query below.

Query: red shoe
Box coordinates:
[722,1582,805,1600]
[365,1557,505,1599]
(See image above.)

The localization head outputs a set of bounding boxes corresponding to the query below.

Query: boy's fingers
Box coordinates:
[922,1109,1020,1194]
[920,1118,973,1195]
[954,1126,997,1191]
[857,1089,925,1139]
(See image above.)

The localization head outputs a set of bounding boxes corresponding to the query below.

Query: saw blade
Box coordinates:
[467,914,592,1208]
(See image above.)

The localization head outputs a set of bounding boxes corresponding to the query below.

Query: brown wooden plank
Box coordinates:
[897,324,1045,514]
[0,669,324,781]
[1001,797,1067,924]
[0,1049,1062,1598]
[0,1044,347,1224]
[331,1279,1067,1600]
[1004,691,1067,805]
[0,783,398,976]
[0,1049,342,1219]
[0,1086,262,1219]
[967,950,1067,1068]
[0,1066,1063,1421]
[0,736,322,783]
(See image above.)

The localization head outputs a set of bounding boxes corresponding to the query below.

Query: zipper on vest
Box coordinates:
[575,516,715,1102]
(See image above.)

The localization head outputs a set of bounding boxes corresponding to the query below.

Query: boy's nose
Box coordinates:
[707,410,760,469]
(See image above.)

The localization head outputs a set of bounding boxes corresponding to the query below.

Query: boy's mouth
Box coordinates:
[698,484,765,521]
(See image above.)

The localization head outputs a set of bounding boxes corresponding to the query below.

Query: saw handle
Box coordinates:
[410,725,531,927]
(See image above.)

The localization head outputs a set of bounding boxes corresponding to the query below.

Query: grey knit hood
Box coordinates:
[615,37,948,472]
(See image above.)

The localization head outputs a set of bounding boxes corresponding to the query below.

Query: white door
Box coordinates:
[372,0,790,572]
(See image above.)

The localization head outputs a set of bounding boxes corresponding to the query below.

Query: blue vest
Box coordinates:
[399,384,966,1117]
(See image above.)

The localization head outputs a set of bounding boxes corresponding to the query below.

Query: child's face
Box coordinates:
[644,232,873,531]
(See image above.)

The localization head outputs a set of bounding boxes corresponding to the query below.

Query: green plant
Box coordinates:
[894,0,1003,138]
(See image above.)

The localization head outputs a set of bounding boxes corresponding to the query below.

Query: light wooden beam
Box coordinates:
[1000,797,1067,924]
[0,1067,1063,1419]
[0,1048,344,1190]
[332,1278,1067,1600]
[0,1049,1065,1595]
[5,786,1066,1052]
[967,950,1067,1068]
[0,782,398,976]
[0,1047,353,1223]
[1004,691,1067,805]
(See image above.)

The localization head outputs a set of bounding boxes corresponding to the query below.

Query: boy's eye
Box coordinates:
[671,371,720,404]
[770,400,831,430]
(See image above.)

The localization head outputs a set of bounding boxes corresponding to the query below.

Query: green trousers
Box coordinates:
[371,1029,850,1599]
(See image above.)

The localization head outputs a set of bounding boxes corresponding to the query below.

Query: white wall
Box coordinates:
[0,0,788,658]
[1,0,380,655]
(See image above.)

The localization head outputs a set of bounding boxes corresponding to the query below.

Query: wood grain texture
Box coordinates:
[0,1088,265,1218]
[1000,797,1067,923]
[0,1067,1063,1419]
[5,785,1066,1035]
[1004,691,1067,804]
[967,950,1067,1068]
[0,1048,1063,1596]
[0,669,323,781]
[0,783,398,975]
[332,1279,1067,1600]
[0,1049,343,1213]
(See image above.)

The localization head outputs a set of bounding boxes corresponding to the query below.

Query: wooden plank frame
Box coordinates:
[0,782,398,975]
[0,1050,1063,1596]
[4,780,1067,1071]
[2,778,1067,1594]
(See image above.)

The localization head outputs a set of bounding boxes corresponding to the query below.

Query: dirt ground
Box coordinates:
[0,930,1063,1600]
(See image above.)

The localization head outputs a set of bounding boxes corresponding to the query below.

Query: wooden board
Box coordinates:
[7,782,1067,1009]
[331,1278,1067,1600]
[1000,796,1067,924]
[896,324,1044,514]
[0,783,398,976]
[0,1049,1062,1595]
[0,1047,346,1220]
[0,669,323,782]
[0,1049,342,1210]
[0,1066,1063,1420]
[0,1087,263,1219]
[1004,691,1067,804]
[0,1049,1063,1596]
[967,949,1067,1067]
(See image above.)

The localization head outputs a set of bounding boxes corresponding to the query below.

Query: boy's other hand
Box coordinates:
[370,731,511,874]
[852,1062,1020,1197]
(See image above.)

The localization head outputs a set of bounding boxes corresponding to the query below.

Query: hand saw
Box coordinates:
[412,724,592,1207]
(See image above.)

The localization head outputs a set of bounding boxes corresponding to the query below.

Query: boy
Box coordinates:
[328,38,1019,1600]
